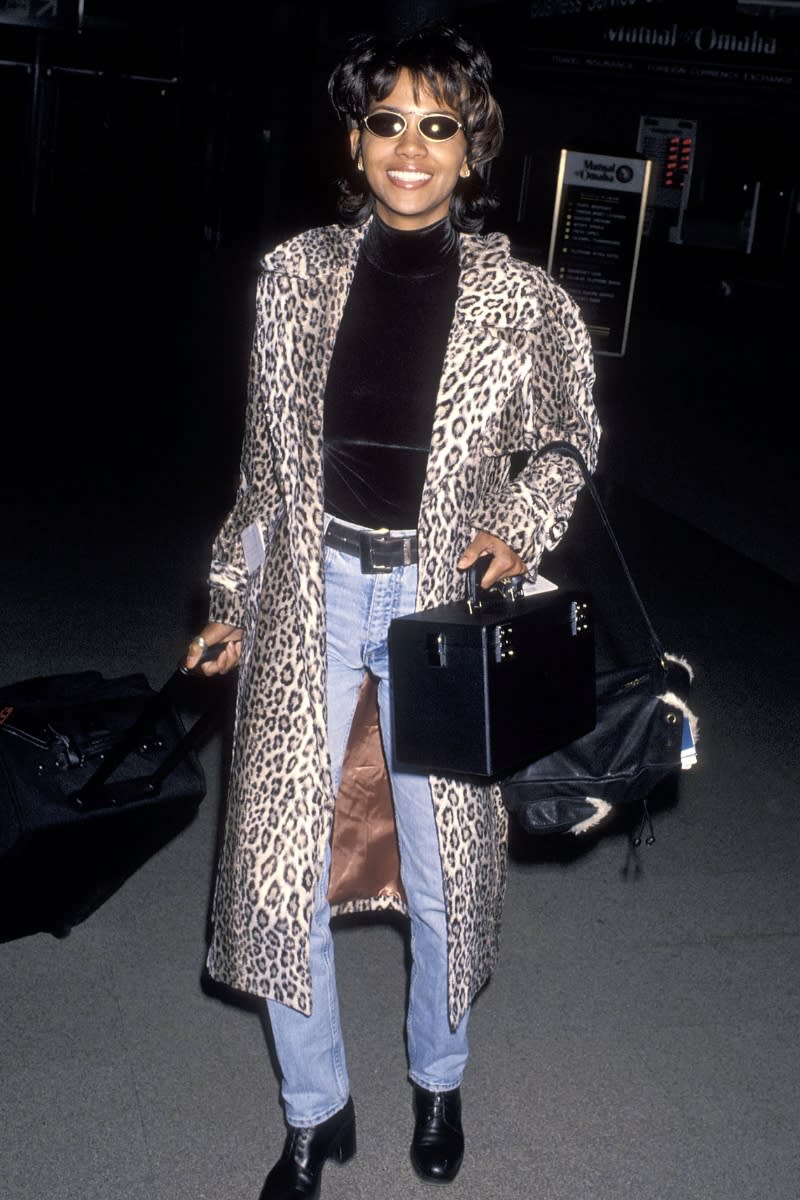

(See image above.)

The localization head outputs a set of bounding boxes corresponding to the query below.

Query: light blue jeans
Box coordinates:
[266,531,469,1126]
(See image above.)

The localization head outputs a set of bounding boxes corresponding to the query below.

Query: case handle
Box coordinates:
[465,555,525,615]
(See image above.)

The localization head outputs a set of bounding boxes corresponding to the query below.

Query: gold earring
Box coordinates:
[357,153,364,172]
[461,163,471,179]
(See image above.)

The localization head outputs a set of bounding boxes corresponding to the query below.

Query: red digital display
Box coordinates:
[663,135,694,189]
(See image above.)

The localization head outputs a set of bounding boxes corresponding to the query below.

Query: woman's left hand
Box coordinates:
[457,531,526,590]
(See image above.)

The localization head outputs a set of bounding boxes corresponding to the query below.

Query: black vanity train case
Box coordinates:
[388,571,596,779]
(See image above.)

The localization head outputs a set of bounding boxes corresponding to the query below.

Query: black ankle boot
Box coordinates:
[259,1098,356,1200]
[410,1085,464,1183]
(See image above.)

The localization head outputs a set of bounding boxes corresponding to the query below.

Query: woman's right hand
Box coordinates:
[184,622,244,676]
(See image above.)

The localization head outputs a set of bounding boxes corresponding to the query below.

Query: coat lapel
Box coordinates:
[417,234,533,584]
[265,225,366,533]
[427,232,534,476]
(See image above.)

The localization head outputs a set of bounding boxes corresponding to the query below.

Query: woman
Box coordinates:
[186,23,599,1200]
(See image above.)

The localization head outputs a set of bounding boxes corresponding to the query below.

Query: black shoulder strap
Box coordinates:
[534,440,666,667]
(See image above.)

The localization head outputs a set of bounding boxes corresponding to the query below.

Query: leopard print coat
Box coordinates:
[204,221,600,1029]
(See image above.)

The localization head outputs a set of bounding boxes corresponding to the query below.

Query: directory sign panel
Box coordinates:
[547,149,651,356]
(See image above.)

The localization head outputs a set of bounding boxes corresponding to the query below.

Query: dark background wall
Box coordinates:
[3,0,798,585]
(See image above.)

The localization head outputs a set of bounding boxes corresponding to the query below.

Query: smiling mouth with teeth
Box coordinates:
[387,170,432,181]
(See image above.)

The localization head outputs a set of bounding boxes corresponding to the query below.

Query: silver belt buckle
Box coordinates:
[359,528,393,574]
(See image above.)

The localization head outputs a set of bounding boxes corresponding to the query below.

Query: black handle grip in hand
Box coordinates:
[179,639,241,676]
[465,555,493,611]
[465,555,525,614]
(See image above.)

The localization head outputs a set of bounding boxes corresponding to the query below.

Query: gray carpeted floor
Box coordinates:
[1,463,797,1200]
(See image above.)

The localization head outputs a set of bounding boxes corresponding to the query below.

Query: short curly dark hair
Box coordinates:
[328,23,504,232]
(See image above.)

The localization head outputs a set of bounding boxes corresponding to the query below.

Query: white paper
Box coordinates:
[522,574,558,596]
[240,521,265,575]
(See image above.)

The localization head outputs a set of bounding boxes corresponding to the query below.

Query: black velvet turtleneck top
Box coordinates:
[322,215,460,530]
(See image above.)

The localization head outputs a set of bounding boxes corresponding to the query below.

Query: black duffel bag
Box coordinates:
[0,667,214,941]
[500,443,698,844]
[501,655,695,841]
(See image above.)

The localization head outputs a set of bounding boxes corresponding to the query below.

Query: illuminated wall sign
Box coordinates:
[521,8,799,90]
[547,149,651,357]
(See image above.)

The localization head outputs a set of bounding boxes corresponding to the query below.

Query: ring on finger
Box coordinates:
[190,635,208,651]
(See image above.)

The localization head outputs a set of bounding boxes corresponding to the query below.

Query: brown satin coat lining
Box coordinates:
[327,674,407,907]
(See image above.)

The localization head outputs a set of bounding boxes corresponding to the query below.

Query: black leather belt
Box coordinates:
[324,519,419,574]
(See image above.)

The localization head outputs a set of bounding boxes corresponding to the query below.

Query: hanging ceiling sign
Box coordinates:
[547,149,651,357]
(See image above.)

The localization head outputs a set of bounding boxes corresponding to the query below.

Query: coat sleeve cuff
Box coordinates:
[208,581,246,629]
[469,489,555,574]
[469,450,588,574]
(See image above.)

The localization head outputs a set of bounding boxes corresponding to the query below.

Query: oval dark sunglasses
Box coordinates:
[360,110,464,143]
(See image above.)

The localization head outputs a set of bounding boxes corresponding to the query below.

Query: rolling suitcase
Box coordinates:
[0,665,216,942]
